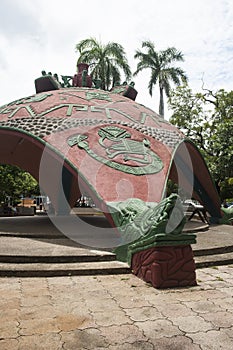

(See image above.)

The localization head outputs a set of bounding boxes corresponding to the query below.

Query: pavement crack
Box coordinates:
[186,334,202,349]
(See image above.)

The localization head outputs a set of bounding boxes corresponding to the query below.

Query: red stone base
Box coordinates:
[131,245,197,289]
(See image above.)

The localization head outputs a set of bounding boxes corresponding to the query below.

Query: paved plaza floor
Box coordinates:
[0,265,233,349]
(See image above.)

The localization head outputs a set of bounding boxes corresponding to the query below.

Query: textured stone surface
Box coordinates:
[172,315,213,333]
[18,333,63,350]
[0,339,19,350]
[190,329,233,350]
[148,335,201,350]
[134,319,182,339]
[61,328,108,350]
[0,266,233,349]
[99,324,147,344]
[109,342,154,350]
[131,245,197,288]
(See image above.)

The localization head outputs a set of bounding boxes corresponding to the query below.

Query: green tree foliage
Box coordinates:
[75,37,131,90]
[168,85,233,200]
[220,178,233,202]
[0,165,39,205]
[134,41,187,117]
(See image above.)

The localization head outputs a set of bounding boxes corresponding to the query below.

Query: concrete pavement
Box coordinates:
[0,215,233,348]
[0,266,233,349]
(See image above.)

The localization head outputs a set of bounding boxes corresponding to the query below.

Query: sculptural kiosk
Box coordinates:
[0,62,226,288]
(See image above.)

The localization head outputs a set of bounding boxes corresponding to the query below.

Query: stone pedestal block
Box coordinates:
[73,63,92,88]
[131,245,197,289]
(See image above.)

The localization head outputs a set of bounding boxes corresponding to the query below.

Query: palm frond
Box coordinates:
[159,47,185,65]
[141,40,156,51]
[75,37,98,53]
[75,37,131,90]
[148,69,159,96]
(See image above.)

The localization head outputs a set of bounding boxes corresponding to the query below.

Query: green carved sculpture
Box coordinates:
[61,75,73,87]
[219,207,233,225]
[86,91,112,101]
[82,69,88,87]
[67,126,164,175]
[108,194,196,264]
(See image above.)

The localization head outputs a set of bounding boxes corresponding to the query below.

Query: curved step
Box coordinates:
[0,260,131,277]
[195,252,233,268]
[0,253,116,263]
[193,245,233,257]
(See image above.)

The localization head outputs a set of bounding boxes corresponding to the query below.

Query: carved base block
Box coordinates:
[131,245,197,289]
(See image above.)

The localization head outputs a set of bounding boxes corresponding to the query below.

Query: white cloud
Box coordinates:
[0,0,233,118]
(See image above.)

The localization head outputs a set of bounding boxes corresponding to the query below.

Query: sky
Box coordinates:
[0,0,233,119]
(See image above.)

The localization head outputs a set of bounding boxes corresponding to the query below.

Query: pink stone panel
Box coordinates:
[44,124,172,203]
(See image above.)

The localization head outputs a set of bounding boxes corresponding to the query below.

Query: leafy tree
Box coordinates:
[75,37,131,90]
[219,178,233,202]
[168,85,233,199]
[168,84,211,149]
[0,165,39,205]
[133,41,187,117]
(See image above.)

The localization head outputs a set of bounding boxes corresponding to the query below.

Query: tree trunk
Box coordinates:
[159,87,164,118]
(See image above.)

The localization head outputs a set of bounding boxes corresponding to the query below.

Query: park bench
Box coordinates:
[183,200,209,224]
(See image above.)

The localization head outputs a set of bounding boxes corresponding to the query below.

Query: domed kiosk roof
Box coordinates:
[0,71,221,223]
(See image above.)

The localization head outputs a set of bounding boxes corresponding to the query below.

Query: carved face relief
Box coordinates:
[67,126,164,176]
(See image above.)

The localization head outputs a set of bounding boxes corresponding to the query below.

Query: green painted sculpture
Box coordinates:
[82,69,88,87]
[108,194,196,264]
[68,126,164,175]
[219,207,233,225]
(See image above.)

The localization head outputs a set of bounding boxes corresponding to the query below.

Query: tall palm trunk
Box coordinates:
[134,41,187,119]
[159,86,164,118]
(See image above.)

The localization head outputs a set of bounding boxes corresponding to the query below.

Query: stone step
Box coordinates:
[195,251,233,268]
[193,245,233,257]
[1,250,232,276]
[0,260,131,277]
[0,252,117,264]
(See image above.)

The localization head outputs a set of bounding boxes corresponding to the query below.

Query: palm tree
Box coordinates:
[75,38,131,90]
[134,41,188,117]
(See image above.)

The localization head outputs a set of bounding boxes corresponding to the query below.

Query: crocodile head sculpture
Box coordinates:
[109,193,196,264]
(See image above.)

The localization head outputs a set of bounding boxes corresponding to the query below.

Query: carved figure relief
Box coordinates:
[67,126,164,175]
